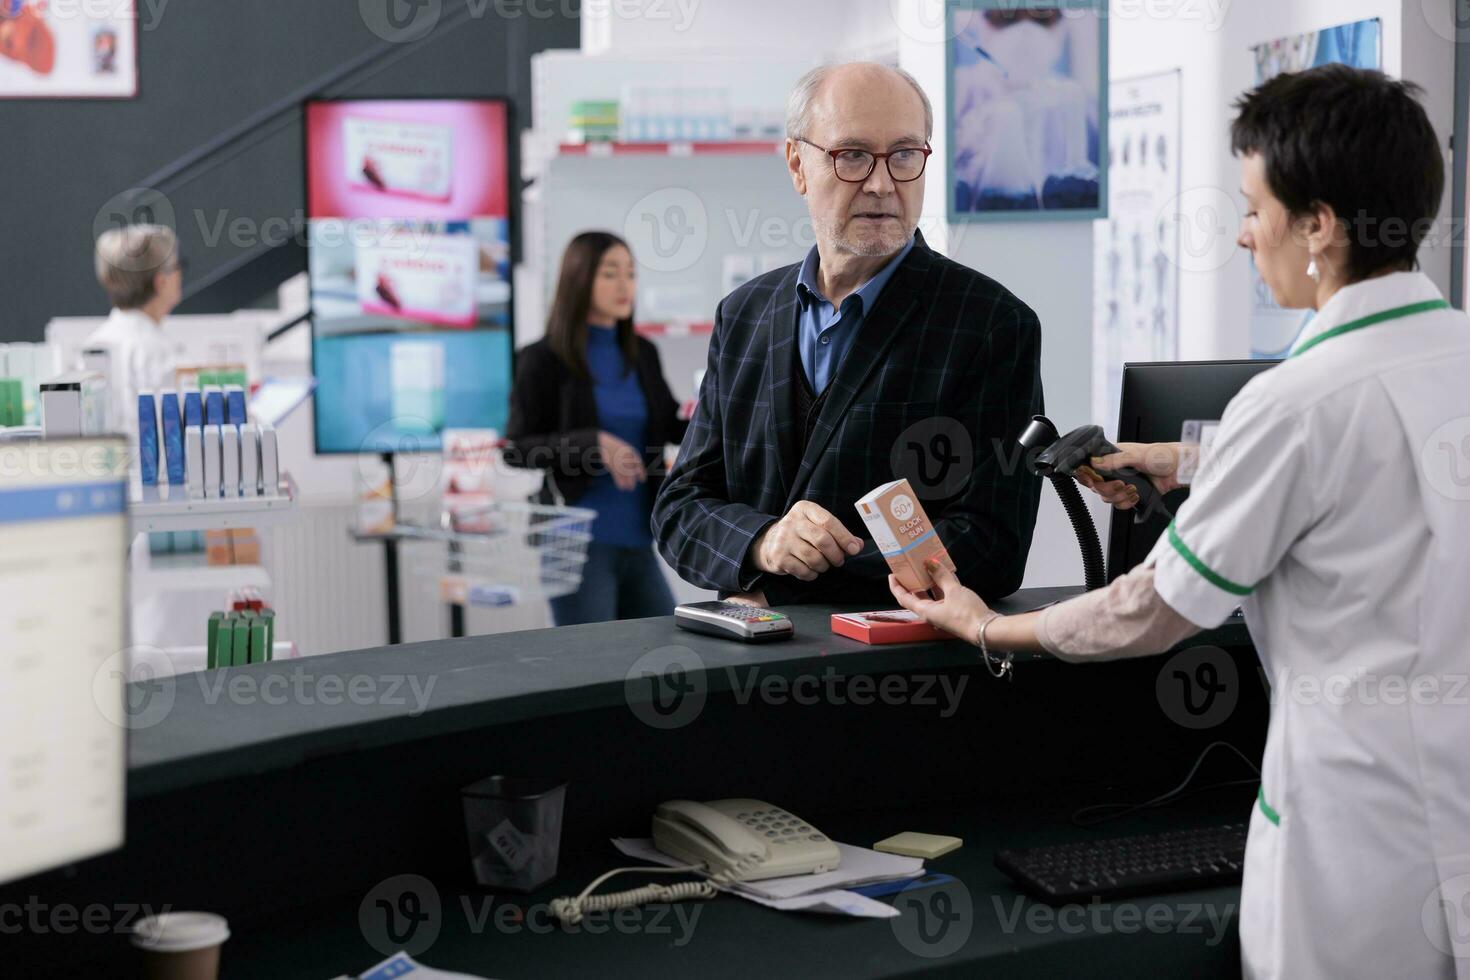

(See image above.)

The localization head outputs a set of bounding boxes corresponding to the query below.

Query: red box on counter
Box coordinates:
[830,610,962,645]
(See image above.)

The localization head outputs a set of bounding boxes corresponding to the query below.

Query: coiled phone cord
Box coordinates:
[549,864,719,926]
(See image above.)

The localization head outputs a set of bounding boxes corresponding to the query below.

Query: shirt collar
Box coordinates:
[1289,271,1443,356]
[108,307,156,326]
[795,235,916,316]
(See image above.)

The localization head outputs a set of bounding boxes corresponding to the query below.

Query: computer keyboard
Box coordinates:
[994,823,1247,904]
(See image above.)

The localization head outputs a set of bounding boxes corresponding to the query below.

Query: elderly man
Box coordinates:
[652,62,1043,606]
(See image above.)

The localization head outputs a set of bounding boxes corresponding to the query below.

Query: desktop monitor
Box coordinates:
[0,436,129,885]
[1106,359,1280,581]
[305,98,515,454]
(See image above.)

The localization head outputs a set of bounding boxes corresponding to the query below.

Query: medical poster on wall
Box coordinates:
[1248,18,1381,357]
[0,0,137,98]
[1092,70,1180,427]
[947,0,1107,222]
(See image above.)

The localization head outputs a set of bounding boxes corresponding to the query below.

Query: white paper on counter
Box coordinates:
[733,887,901,918]
[610,837,923,918]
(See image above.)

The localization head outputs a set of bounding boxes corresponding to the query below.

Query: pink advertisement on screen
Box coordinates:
[356,231,479,327]
[306,100,509,219]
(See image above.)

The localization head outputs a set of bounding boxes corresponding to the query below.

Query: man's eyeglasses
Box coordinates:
[794,138,932,183]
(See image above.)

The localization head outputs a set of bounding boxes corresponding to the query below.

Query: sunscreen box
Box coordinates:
[854,478,955,592]
[344,116,454,202]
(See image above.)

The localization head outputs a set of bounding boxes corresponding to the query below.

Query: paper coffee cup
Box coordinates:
[132,912,229,980]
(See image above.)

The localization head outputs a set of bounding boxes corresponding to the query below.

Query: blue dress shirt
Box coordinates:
[794,235,915,393]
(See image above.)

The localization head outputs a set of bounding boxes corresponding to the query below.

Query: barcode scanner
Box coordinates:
[1017,417,1172,591]
[1024,421,1169,524]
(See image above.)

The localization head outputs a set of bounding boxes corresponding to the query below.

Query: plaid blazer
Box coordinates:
[651,230,1044,605]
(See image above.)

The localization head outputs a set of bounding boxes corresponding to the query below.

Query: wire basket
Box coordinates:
[402,501,596,607]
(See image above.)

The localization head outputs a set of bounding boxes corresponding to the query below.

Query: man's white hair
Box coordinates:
[785,62,933,142]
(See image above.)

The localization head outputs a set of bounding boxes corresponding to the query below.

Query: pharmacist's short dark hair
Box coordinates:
[1231,64,1444,282]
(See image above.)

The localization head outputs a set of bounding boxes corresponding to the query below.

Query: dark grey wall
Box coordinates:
[0,0,580,341]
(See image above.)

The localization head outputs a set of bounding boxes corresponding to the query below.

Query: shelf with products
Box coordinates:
[132,559,271,594]
[527,50,809,177]
[556,140,785,158]
[633,321,716,338]
[128,473,297,535]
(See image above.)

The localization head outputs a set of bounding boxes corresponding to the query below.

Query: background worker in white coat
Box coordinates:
[87,223,182,432]
[890,65,1470,979]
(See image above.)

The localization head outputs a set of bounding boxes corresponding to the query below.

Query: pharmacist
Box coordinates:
[87,224,182,432]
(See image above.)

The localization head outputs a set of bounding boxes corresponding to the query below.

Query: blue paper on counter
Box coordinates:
[849,872,955,898]
[357,951,491,979]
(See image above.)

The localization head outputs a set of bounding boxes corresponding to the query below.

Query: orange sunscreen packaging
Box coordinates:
[854,478,955,591]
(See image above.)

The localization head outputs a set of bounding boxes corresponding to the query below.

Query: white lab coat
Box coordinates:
[1146,271,1470,979]
[88,309,178,650]
[85,307,175,434]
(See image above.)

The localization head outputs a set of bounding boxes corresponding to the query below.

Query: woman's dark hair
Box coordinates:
[1230,64,1444,283]
[545,231,638,380]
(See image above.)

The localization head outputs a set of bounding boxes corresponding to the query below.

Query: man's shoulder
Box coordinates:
[922,248,1038,328]
[719,264,800,320]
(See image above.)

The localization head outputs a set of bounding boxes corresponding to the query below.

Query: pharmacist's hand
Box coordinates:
[597,431,646,492]
[888,559,992,643]
[750,501,863,581]
[724,591,768,608]
[1075,442,1185,510]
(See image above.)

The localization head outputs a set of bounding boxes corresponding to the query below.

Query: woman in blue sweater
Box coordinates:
[504,231,690,625]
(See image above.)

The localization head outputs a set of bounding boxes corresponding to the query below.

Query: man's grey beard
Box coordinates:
[810,210,913,257]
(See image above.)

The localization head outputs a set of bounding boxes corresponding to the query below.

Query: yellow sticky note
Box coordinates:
[873,832,963,859]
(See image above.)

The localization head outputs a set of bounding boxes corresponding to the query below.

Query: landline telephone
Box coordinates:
[549,799,840,925]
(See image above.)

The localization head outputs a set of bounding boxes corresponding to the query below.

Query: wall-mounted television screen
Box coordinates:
[305,98,513,454]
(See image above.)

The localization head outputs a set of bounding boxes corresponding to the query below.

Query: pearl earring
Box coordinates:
[1307,256,1321,283]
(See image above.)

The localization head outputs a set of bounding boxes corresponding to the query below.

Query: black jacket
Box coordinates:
[651,229,1044,605]
[502,335,690,508]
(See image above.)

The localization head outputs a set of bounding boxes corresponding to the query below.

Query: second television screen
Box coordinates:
[306,98,513,454]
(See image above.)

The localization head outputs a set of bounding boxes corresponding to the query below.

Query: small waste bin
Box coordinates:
[461,775,567,892]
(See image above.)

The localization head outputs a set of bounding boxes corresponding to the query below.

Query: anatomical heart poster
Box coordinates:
[0,0,138,98]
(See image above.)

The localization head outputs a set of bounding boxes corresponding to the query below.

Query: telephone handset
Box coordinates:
[653,799,840,882]
[549,799,841,925]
